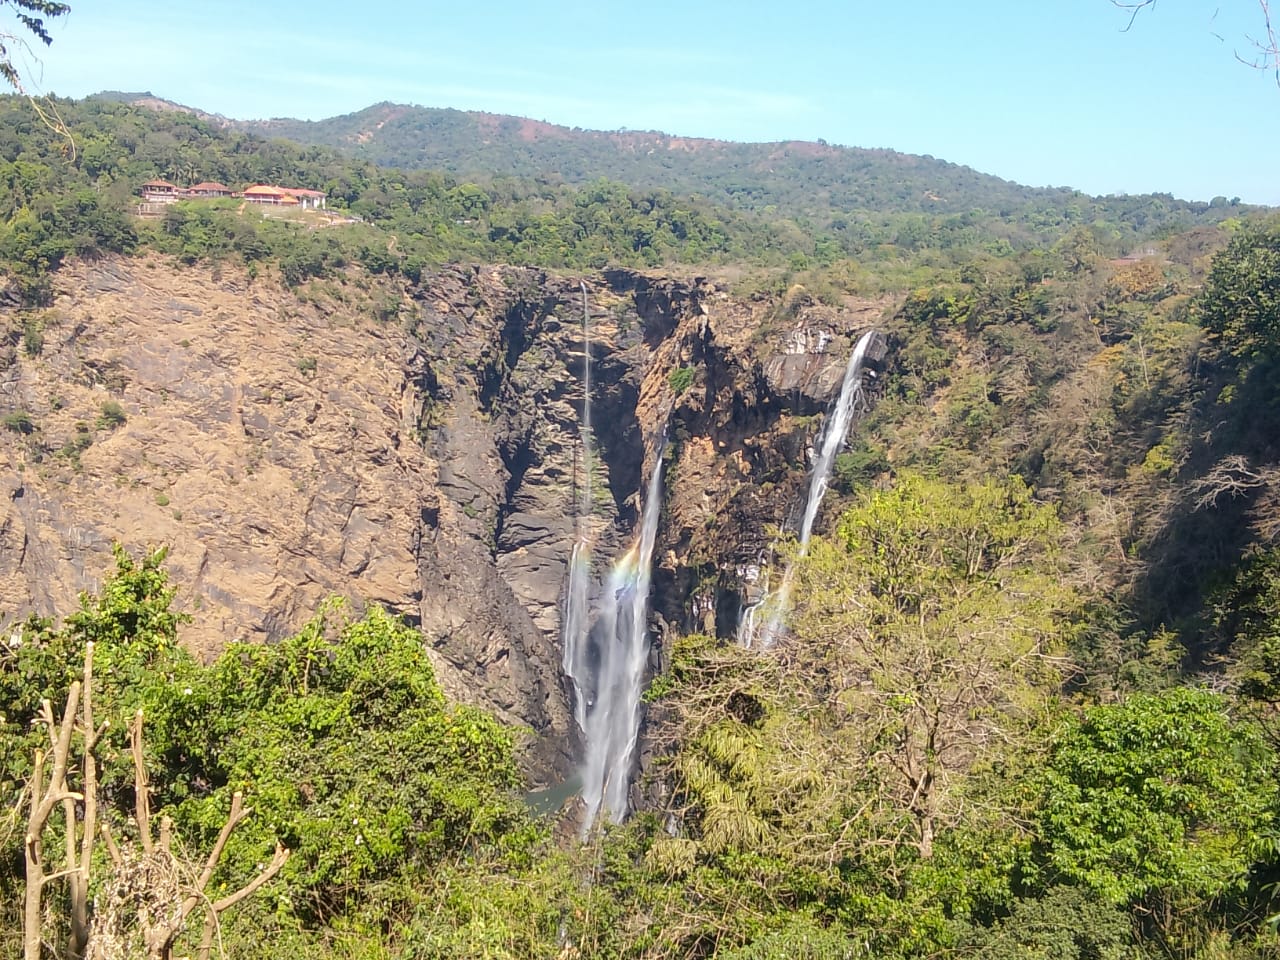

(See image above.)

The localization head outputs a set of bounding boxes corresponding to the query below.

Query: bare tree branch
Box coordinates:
[1112,0,1159,33]
[1116,0,1280,84]
[23,683,81,960]
[1191,454,1278,510]
[20,659,287,960]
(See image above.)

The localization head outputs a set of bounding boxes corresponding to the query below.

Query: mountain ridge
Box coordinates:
[89,91,1242,225]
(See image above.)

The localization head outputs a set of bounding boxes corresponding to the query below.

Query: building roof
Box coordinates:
[242,184,287,197]
[281,187,326,198]
[141,178,178,189]
[189,181,231,192]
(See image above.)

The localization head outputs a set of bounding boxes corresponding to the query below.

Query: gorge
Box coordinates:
[0,255,887,793]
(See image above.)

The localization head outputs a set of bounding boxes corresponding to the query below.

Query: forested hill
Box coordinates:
[97,93,1253,239]
[234,100,1045,216]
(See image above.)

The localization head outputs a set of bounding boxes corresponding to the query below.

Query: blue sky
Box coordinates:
[17,0,1280,204]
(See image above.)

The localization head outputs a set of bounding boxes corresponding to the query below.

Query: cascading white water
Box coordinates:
[740,329,877,647]
[563,282,594,737]
[560,279,667,831]
[796,329,877,547]
[578,444,665,829]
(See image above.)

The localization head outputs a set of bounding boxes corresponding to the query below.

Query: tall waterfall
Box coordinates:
[740,329,877,647]
[563,282,594,736]
[578,443,665,830]
[561,279,667,831]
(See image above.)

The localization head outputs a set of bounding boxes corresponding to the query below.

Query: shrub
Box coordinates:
[60,422,94,462]
[668,366,696,395]
[2,411,35,435]
[22,316,43,357]
[96,400,127,430]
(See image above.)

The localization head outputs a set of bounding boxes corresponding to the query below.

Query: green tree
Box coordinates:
[636,475,1079,960]
[1196,219,1280,358]
[1034,688,1277,947]
[0,552,546,955]
[1210,547,1280,745]
[147,599,536,925]
[792,473,1075,858]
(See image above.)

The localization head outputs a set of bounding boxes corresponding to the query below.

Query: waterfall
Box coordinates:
[579,443,665,830]
[796,329,877,548]
[560,279,666,831]
[739,329,877,647]
[580,281,592,514]
[563,283,594,744]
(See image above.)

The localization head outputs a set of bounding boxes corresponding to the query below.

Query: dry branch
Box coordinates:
[20,657,287,960]
[1191,454,1278,511]
[1114,0,1280,85]
[23,680,81,960]
[90,714,291,960]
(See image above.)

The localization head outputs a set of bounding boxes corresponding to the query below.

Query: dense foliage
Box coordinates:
[0,551,570,957]
[0,94,1254,311]
[0,94,817,305]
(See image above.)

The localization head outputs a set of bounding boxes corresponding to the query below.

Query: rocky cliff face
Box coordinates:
[0,255,887,782]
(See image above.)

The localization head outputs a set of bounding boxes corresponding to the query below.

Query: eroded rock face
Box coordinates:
[0,255,887,784]
[631,281,890,642]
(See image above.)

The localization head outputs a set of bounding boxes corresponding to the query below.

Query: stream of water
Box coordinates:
[578,445,666,829]
[739,329,877,648]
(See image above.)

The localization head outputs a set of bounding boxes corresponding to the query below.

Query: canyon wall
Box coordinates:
[0,256,887,781]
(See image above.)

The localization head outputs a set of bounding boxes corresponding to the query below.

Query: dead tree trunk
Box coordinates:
[97,712,289,960]
[23,680,82,960]
[21,642,105,960]
[20,647,287,960]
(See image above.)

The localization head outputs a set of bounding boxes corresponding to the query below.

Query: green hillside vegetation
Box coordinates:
[0,95,806,305]
[232,99,1247,243]
[5,91,1280,957]
[2,94,1254,310]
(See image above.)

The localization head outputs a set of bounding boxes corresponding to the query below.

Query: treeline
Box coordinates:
[0,95,808,305]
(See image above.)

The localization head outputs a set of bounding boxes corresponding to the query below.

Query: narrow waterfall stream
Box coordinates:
[562,283,594,735]
[740,329,878,648]
[560,280,667,831]
[796,329,878,548]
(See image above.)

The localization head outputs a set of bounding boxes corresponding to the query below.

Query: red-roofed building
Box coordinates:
[187,181,232,198]
[281,187,327,210]
[242,184,289,205]
[140,179,181,203]
[243,184,326,209]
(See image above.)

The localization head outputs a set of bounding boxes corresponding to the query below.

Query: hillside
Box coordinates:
[100,93,1253,248]
[239,100,1044,213]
